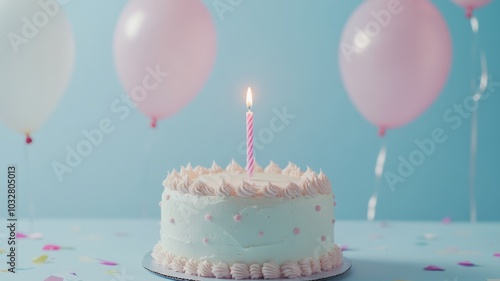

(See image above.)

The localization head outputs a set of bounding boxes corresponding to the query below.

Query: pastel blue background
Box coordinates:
[1,0,499,221]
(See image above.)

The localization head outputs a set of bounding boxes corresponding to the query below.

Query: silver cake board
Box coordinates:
[143,251,352,281]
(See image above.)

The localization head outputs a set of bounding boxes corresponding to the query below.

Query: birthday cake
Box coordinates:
[151,161,342,279]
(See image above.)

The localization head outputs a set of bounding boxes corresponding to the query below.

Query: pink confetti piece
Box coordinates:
[43,244,61,251]
[442,217,452,224]
[458,261,475,267]
[493,253,500,257]
[424,265,445,271]
[16,232,43,239]
[44,276,64,281]
[99,260,118,266]
[340,245,349,252]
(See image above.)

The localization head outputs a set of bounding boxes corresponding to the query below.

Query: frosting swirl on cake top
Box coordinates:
[163,161,332,198]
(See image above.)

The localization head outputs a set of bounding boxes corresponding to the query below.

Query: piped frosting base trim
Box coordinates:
[152,243,343,279]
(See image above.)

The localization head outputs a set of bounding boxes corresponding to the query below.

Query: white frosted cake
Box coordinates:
[152,161,342,279]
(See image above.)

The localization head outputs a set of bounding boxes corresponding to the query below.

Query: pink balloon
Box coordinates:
[114,0,217,126]
[339,0,452,134]
[451,0,492,17]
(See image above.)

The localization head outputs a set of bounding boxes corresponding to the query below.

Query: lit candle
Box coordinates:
[246,87,254,178]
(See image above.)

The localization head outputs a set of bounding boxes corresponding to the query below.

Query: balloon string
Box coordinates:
[368,142,386,221]
[24,142,35,232]
[468,16,489,224]
[141,128,157,217]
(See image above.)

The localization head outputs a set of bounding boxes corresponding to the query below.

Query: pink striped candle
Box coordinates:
[246,87,254,178]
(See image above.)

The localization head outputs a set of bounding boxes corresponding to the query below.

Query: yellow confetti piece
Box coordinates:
[0,269,9,273]
[0,249,5,254]
[78,256,96,263]
[32,255,48,264]
[105,269,119,275]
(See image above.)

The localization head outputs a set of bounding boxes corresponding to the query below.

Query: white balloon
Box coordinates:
[0,0,74,135]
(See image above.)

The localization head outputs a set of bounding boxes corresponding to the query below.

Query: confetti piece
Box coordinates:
[32,255,49,264]
[78,256,96,263]
[442,217,452,224]
[28,232,43,239]
[43,244,61,251]
[44,276,64,281]
[340,245,349,252]
[494,253,500,257]
[458,261,476,267]
[424,265,444,271]
[106,269,119,275]
[16,232,43,239]
[99,260,118,266]
[422,233,437,240]
[0,269,9,273]
[0,249,5,254]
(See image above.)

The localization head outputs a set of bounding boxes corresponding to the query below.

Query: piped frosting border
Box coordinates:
[152,243,343,279]
[162,161,332,198]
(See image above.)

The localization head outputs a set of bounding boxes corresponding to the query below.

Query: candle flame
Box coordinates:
[246,87,253,110]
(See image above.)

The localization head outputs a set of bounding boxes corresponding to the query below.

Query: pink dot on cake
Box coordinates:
[259,231,264,237]
[315,205,321,212]
[205,214,213,222]
[293,228,300,235]
[233,214,242,222]
[332,219,336,224]
[170,218,175,224]
[321,235,326,242]
[165,195,170,200]
[203,238,209,244]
